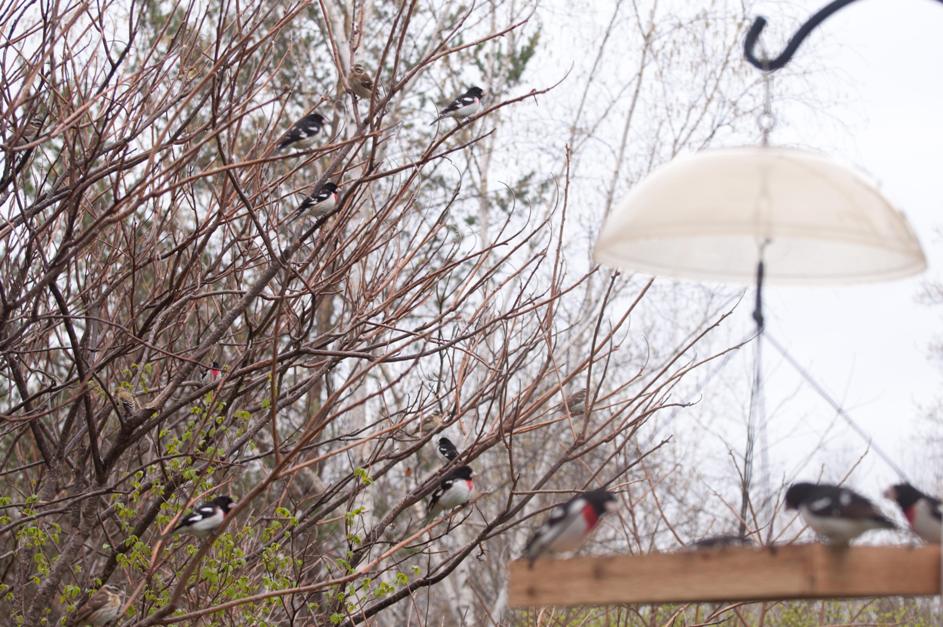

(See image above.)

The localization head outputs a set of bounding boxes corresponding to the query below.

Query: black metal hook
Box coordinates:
[745,0,863,71]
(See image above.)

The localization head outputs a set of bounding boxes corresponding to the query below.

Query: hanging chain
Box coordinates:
[757,67,776,146]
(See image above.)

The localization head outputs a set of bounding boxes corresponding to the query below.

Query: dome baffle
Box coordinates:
[593,147,926,285]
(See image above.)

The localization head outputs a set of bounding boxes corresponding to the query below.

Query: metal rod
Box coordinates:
[744,0,943,72]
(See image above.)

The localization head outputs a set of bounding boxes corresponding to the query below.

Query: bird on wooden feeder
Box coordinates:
[785,482,895,545]
[883,483,941,544]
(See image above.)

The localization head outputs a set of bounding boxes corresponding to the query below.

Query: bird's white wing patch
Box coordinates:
[809,496,834,514]
[547,504,568,524]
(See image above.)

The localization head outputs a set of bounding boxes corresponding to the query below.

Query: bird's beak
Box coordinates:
[882,487,895,500]
[605,500,619,513]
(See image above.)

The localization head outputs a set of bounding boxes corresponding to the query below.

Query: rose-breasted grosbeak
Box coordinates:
[201,361,222,383]
[277,112,324,151]
[884,482,942,544]
[437,436,459,462]
[174,495,235,536]
[690,534,753,549]
[114,388,138,417]
[523,488,618,567]
[298,181,339,217]
[348,63,375,100]
[68,584,124,626]
[427,465,474,516]
[785,482,895,545]
[430,86,483,125]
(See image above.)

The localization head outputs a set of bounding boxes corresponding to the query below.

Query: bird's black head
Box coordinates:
[884,483,924,509]
[211,360,220,369]
[465,86,484,99]
[321,181,338,194]
[311,112,325,125]
[211,495,235,512]
[584,488,618,514]
[452,465,473,480]
[784,482,818,509]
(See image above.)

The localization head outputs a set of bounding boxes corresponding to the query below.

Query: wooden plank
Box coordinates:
[508,544,941,608]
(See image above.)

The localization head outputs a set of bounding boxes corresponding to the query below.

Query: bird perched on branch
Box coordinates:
[114,388,138,417]
[437,436,459,462]
[174,495,235,537]
[523,488,617,568]
[884,483,941,544]
[347,63,375,100]
[430,86,484,125]
[556,389,587,415]
[201,360,222,383]
[68,584,124,626]
[297,181,339,218]
[427,466,474,517]
[785,482,895,545]
[276,111,324,151]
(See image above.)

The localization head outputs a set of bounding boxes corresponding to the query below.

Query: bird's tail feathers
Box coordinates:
[523,533,543,569]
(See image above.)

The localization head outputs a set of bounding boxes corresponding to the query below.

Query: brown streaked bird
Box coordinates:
[68,584,124,626]
[114,388,138,416]
[348,63,375,100]
[555,389,587,415]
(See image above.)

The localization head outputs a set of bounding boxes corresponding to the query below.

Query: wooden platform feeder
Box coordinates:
[509,544,941,608]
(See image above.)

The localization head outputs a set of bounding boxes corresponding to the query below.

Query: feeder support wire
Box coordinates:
[764,332,910,482]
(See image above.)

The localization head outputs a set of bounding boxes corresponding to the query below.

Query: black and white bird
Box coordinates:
[884,483,942,544]
[430,86,484,125]
[437,436,459,462]
[68,584,124,626]
[784,482,895,545]
[173,495,235,537]
[276,112,325,151]
[201,360,222,383]
[523,488,618,568]
[427,465,474,517]
[297,181,339,217]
